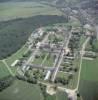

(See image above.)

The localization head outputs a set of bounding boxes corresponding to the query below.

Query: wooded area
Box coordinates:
[0,15,67,59]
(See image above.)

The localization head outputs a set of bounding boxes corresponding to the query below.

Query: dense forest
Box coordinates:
[0,15,67,59]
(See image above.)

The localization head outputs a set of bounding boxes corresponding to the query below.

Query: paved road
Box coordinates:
[51,31,72,82]
[26,64,55,70]
[39,81,77,100]
[76,37,90,90]
[28,34,49,63]
[22,34,49,71]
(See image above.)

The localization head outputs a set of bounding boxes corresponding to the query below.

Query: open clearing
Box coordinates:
[0,1,62,21]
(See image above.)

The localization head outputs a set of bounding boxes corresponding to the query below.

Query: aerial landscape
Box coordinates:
[0,0,98,100]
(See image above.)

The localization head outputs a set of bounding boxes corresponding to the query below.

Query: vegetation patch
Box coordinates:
[0,61,10,78]
[0,79,44,100]
[79,40,98,100]
[0,2,62,21]
[0,15,67,60]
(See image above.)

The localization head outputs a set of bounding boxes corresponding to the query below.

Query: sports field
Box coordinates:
[0,1,62,21]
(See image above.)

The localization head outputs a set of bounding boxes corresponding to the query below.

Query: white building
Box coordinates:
[44,71,51,80]
[38,28,44,36]
[11,60,19,67]
[36,42,41,49]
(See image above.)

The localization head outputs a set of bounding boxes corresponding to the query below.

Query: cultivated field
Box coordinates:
[79,40,98,100]
[0,79,44,100]
[0,1,62,21]
[0,79,68,100]
[80,40,98,81]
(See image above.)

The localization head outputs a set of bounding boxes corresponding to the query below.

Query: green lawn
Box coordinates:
[57,72,69,80]
[56,91,68,100]
[0,79,44,100]
[5,45,28,66]
[79,40,98,100]
[69,17,81,28]
[0,1,62,21]
[0,44,28,78]
[33,56,43,65]
[0,61,10,78]
[80,40,98,81]
[45,91,68,100]
[43,56,54,67]
[0,45,27,77]
[80,57,98,81]
[0,78,68,100]
[79,35,86,47]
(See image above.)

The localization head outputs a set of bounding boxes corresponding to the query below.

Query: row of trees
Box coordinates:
[16,74,37,84]
[16,69,45,84]
[54,74,73,85]
[0,75,14,92]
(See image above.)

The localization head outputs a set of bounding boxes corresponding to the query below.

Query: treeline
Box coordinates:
[16,75,37,84]
[0,15,67,59]
[0,75,14,92]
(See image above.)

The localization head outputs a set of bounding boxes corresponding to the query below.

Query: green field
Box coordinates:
[0,45,27,77]
[33,57,43,65]
[0,79,44,100]
[5,45,28,66]
[80,40,98,81]
[79,40,98,100]
[0,1,62,21]
[45,91,68,100]
[43,55,54,67]
[81,58,98,81]
[0,61,10,78]
[0,79,68,100]
[79,57,98,100]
